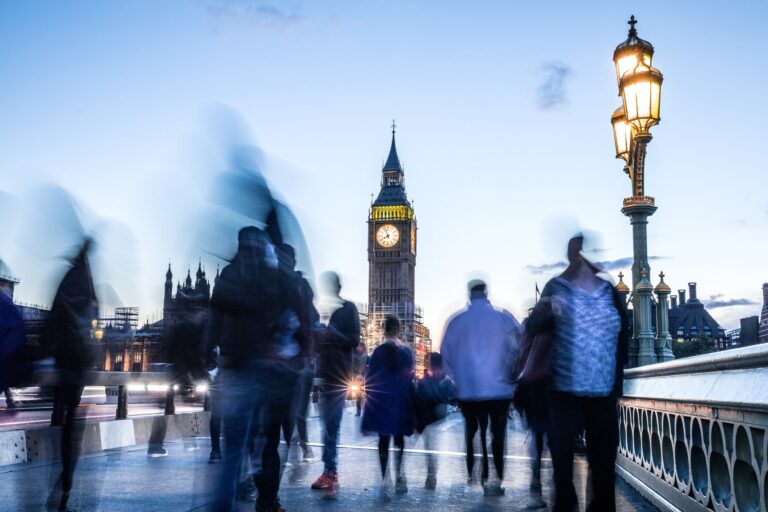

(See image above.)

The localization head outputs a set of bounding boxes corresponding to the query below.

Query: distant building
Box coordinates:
[162,262,212,336]
[760,283,768,344]
[738,316,760,347]
[96,307,161,372]
[668,282,727,349]
[2,274,49,357]
[0,273,19,300]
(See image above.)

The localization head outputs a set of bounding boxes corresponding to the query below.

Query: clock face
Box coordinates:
[376,224,399,248]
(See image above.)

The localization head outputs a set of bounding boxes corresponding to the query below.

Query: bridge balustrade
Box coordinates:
[619,344,768,512]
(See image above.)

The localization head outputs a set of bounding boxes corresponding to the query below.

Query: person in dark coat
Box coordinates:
[209,226,297,512]
[361,315,414,500]
[40,239,99,512]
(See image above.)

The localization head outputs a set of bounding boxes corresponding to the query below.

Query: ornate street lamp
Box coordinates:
[612,15,664,202]
[611,15,672,366]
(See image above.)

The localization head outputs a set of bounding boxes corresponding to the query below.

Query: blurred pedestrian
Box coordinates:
[209,226,298,512]
[40,240,99,512]
[207,345,223,463]
[310,271,360,499]
[0,266,27,410]
[512,327,550,509]
[149,288,209,458]
[361,315,414,500]
[352,342,368,416]
[414,352,456,490]
[525,233,629,512]
[275,243,318,466]
[440,279,521,496]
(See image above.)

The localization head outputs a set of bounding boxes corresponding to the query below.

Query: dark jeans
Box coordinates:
[209,384,223,455]
[459,399,510,481]
[212,361,298,511]
[321,388,346,473]
[290,366,313,450]
[549,391,618,512]
[48,383,85,510]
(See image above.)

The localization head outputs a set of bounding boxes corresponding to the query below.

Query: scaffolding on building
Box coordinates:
[359,302,433,375]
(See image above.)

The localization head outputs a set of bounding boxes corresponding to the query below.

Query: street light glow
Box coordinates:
[611,106,634,166]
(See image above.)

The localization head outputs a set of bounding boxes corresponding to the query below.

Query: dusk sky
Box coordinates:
[1,0,766,343]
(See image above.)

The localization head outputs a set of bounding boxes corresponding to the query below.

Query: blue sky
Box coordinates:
[1,0,766,342]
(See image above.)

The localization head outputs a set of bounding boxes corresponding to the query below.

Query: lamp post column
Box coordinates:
[654,272,675,362]
[622,201,657,366]
[633,268,657,366]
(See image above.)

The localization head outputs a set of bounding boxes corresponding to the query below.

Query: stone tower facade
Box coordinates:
[366,125,431,372]
[367,127,417,309]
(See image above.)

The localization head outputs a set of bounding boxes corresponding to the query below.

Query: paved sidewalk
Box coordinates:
[0,409,655,511]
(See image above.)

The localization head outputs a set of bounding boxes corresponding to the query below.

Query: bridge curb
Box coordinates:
[0,411,210,468]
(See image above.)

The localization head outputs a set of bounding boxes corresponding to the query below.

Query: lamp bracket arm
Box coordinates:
[630,133,652,198]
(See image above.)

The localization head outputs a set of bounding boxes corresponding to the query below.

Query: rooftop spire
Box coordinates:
[383,119,402,172]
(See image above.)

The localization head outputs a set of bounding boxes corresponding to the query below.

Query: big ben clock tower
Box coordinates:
[367,123,429,368]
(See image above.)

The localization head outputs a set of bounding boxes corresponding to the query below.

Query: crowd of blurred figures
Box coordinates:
[1,145,629,512]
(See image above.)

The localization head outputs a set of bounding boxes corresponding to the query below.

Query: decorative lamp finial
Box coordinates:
[628,15,638,36]
[616,271,630,293]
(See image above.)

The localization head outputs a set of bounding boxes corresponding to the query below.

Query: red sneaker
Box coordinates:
[323,480,338,500]
[311,471,337,490]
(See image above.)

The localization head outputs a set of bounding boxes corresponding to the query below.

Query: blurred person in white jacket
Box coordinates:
[440,280,521,496]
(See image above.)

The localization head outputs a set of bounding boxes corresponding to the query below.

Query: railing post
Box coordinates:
[164,387,175,416]
[202,389,211,412]
[116,385,128,420]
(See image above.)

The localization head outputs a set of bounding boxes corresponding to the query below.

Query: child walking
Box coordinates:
[415,352,456,489]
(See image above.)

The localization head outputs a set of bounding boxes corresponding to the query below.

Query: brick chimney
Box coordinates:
[688,282,698,302]
[671,295,678,308]
[678,290,686,306]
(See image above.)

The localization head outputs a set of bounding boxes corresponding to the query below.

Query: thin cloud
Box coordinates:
[207,0,302,28]
[525,256,665,275]
[537,62,572,110]
[525,261,567,274]
[705,298,758,309]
